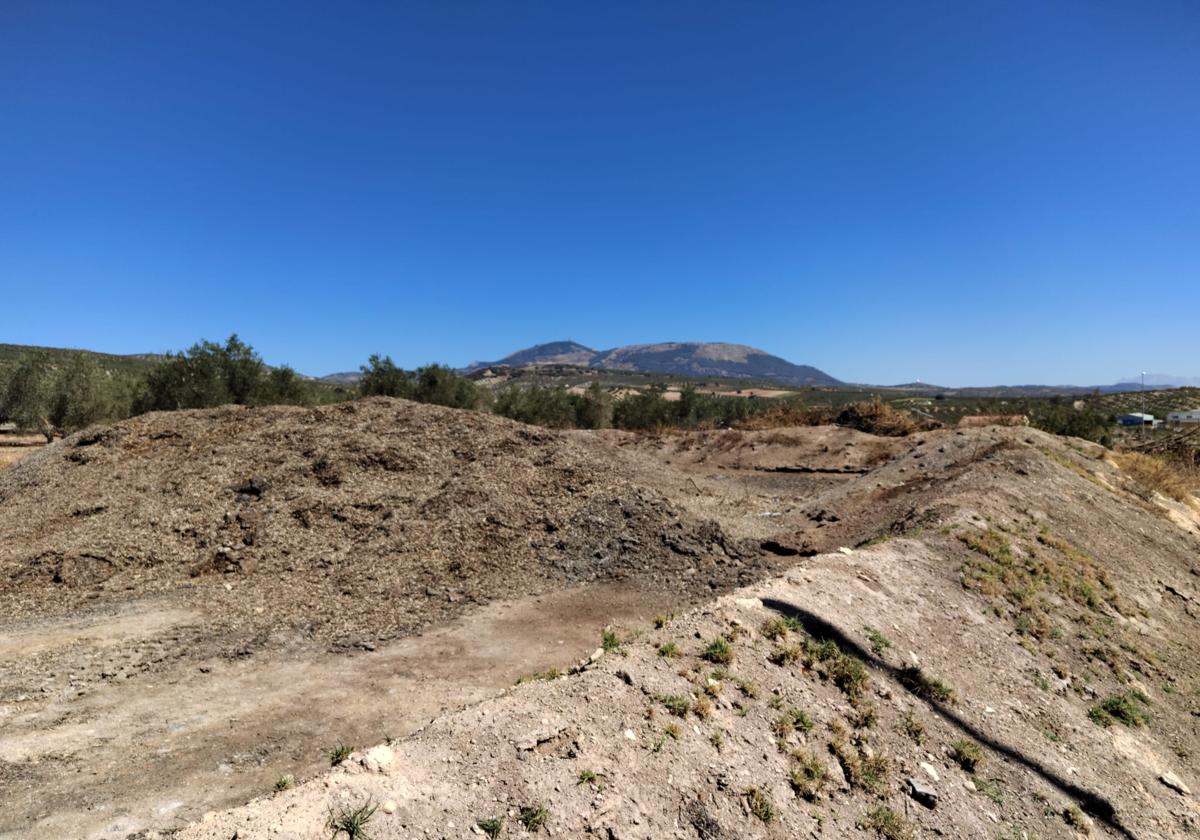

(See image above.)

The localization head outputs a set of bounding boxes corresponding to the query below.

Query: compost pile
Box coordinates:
[0,398,763,645]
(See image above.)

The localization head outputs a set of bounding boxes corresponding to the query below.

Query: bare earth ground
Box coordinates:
[0,434,44,472]
[2,401,1199,839]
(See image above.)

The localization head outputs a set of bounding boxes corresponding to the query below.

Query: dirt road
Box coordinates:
[0,582,678,839]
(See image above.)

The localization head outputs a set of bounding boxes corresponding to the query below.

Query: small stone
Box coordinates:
[623,729,637,741]
[838,546,854,555]
[963,779,976,792]
[382,800,398,814]
[1161,771,1192,796]
[919,762,940,782]
[907,777,938,809]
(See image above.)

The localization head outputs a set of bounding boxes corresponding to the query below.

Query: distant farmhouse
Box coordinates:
[1167,409,1200,426]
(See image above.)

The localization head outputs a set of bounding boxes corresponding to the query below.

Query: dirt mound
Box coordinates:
[174,428,1200,840]
[0,398,764,647]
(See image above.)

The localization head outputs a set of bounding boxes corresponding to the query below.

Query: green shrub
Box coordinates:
[1088,692,1150,728]
[949,738,983,772]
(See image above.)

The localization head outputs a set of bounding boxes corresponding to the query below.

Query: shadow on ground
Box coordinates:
[761,598,1139,840]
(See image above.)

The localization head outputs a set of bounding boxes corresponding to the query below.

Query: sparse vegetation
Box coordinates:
[577,769,597,785]
[864,626,892,656]
[949,738,984,772]
[518,804,548,831]
[477,816,504,838]
[900,713,925,744]
[273,774,294,792]
[658,693,692,717]
[601,629,623,654]
[789,750,829,800]
[702,636,734,664]
[1113,451,1197,504]
[515,667,561,685]
[897,665,955,702]
[745,787,776,822]
[769,643,802,666]
[772,706,815,739]
[326,799,377,839]
[1088,692,1151,728]
[861,805,914,840]
[328,743,353,766]
[657,641,680,658]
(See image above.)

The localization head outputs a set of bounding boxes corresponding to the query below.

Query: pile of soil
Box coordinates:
[0,398,766,647]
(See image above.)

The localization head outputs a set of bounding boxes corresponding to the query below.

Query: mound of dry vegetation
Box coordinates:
[0,398,769,647]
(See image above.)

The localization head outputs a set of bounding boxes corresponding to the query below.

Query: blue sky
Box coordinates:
[1,2,1197,386]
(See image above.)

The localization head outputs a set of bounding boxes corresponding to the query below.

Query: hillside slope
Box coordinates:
[175,426,1200,840]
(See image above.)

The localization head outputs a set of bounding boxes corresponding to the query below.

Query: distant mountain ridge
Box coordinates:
[465,340,842,387]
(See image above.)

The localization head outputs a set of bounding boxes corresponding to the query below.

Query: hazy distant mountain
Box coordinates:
[468,340,841,387]
[1113,374,1200,389]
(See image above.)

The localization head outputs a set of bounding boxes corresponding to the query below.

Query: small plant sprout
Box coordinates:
[745,787,776,822]
[601,629,622,654]
[518,804,548,831]
[949,738,984,772]
[702,637,734,665]
[862,805,913,840]
[477,816,504,838]
[328,743,353,766]
[864,626,893,656]
[326,799,377,840]
[657,641,680,658]
[274,774,294,792]
[658,693,691,717]
[577,768,597,785]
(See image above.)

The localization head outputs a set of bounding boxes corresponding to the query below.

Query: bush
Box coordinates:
[1088,692,1150,728]
[0,355,54,440]
[834,400,918,436]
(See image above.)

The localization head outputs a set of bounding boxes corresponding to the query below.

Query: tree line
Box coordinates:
[3,335,1119,442]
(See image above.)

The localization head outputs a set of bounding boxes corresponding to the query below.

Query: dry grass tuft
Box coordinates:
[1112,451,1198,506]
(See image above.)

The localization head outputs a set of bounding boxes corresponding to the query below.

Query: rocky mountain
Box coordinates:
[469,340,842,386]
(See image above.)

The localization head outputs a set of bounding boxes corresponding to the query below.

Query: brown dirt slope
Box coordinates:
[175,425,1200,840]
[0,398,766,649]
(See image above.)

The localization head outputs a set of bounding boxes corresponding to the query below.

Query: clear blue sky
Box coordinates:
[2,2,1197,386]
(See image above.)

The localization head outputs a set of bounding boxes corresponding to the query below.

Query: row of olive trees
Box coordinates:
[0,336,334,440]
[0,354,133,441]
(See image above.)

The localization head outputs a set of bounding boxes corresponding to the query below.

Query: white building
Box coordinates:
[1167,409,1200,426]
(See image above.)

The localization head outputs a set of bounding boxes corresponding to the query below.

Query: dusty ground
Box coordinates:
[2,401,1199,839]
[0,434,44,471]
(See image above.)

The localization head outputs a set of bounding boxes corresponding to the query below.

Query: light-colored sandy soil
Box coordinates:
[0,583,676,840]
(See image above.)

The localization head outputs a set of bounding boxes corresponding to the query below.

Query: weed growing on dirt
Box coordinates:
[735,676,758,698]
[1088,692,1151,728]
[693,695,713,719]
[274,774,294,792]
[710,731,724,750]
[789,750,828,800]
[657,641,680,658]
[476,816,504,838]
[864,626,893,656]
[897,665,955,702]
[762,617,795,640]
[515,668,561,685]
[577,769,597,785]
[663,722,682,740]
[745,787,775,822]
[862,805,914,840]
[328,743,353,766]
[518,804,548,831]
[975,777,1004,804]
[949,738,984,772]
[900,713,925,744]
[772,707,815,739]
[326,799,377,840]
[769,643,802,666]
[658,694,691,717]
[601,629,623,654]
[702,636,734,664]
